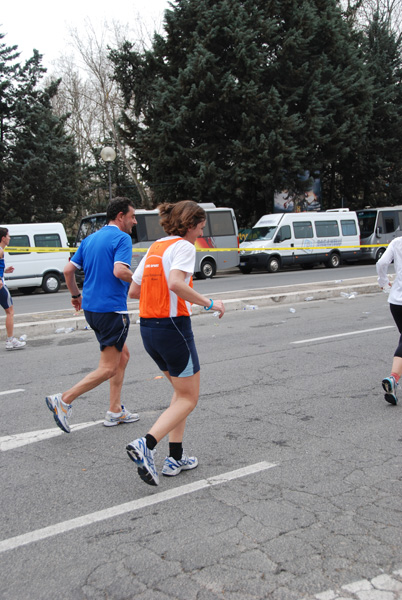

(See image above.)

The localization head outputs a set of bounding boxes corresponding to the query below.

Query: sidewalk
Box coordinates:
[0,276,382,339]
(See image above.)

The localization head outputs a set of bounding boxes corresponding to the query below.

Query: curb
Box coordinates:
[0,278,382,339]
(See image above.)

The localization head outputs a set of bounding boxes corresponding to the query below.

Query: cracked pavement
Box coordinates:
[0,292,401,599]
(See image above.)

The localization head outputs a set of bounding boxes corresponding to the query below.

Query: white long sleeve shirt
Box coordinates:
[376,237,402,305]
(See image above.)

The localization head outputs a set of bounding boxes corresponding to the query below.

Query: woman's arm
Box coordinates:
[129,280,141,299]
[376,242,395,289]
[168,269,225,318]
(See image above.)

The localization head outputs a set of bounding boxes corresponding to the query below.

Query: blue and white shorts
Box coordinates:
[0,282,13,310]
[140,316,200,378]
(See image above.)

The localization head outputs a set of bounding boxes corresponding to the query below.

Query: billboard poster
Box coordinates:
[274,171,321,213]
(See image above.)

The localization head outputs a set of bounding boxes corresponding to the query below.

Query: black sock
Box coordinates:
[145,433,157,450]
[169,442,183,461]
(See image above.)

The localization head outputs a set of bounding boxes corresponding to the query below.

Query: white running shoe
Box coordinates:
[103,405,139,427]
[45,393,72,433]
[162,454,198,477]
[5,337,26,350]
[126,437,159,486]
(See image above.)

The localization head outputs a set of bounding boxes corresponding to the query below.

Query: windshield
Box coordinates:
[357,211,376,238]
[245,226,277,242]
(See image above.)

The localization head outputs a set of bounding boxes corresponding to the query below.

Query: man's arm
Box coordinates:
[113,262,133,282]
[64,261,82,310]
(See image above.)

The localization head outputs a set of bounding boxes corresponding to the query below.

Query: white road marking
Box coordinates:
[304,568,402,599]
[0,420,104,451]
[292,325,394,345]
[0,389,25,396]
[0,461,277,554]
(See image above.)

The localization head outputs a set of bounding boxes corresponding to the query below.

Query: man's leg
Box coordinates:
[62,345,123,404]
[4,306,14,338]
[109,343,130,412]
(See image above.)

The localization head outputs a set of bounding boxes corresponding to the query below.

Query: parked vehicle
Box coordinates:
[75,203,239,279]
[1,222,70,293]
[239,209,361,273]
[357,206,402,261]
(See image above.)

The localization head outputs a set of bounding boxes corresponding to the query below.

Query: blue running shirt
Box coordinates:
[72,225,132,312]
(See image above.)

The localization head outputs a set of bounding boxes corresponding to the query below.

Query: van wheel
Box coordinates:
[326,253,341,268]
[376,248,386,261]
[267,256,280,273]
[42,273,61,293]
[198,259,216,279]
[19,287,37,295]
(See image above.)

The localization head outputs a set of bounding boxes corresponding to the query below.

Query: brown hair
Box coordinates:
[0,227,9,243]
[158,201,206,237]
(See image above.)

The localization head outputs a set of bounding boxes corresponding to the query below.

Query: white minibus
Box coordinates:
[75,203,239,278]
[1,222,70,293]
[357,206,402,261]
[239,209,361,273]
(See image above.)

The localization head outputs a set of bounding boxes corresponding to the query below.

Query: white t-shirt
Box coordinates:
[376,237,402,305]
[133,236,196,317]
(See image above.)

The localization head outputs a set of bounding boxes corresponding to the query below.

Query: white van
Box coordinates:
[357,206,402,262]
[239,209,361,273]
[1,222,70,293]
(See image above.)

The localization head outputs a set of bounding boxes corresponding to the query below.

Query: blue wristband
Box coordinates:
[204,299,214,311]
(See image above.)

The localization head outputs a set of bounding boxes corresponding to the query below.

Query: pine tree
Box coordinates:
[0,34,81,223]
[112,0,371,220]
[342,13,402,207]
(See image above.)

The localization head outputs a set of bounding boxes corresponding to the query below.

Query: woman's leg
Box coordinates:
[389,304,402,375]
[148,371,200,443]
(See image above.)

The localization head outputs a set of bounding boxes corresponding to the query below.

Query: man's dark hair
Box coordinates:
[0,227,9,243]
[106,197,134,222]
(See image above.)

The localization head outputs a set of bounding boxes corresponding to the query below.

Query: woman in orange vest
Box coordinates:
[127,200,225,486]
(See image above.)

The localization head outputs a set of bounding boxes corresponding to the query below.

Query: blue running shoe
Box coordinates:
[162,454,198,477]
[45,393,72,433]
[126,437,159,486]
[382,376,398,405]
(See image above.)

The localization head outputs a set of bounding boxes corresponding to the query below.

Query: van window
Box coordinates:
[245,227,277,242]
[382,212,398,233]
[34,233,62,250]
[275,225,291,242]
[8,234,30,255]
[136,214,165,242]
[357,211,376,237]
[341,220,358,236]
[315,220,339,237]
[76,215,106,243]
[293,221,313,239]
[208,211,235,236]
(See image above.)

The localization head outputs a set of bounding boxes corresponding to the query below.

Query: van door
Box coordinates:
[378,211,398,242]
[273,224,294,266]
[292,220,315,267]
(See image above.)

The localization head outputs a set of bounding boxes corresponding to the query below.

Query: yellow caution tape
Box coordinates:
[5,243,387,254]
[6,247,73,253]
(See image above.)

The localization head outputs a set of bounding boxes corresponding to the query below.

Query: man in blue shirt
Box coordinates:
[46,198,139,433]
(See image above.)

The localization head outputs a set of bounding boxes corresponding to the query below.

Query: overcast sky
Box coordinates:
[1,0,171,69]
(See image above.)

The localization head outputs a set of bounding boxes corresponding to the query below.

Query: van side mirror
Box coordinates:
[274,234,281,243]
[376,226,382,238]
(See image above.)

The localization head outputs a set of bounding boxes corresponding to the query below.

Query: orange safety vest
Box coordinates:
[139,238,193,318]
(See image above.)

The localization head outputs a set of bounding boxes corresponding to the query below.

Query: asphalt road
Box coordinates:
[1,291,401,599]
[9,261,386,315]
